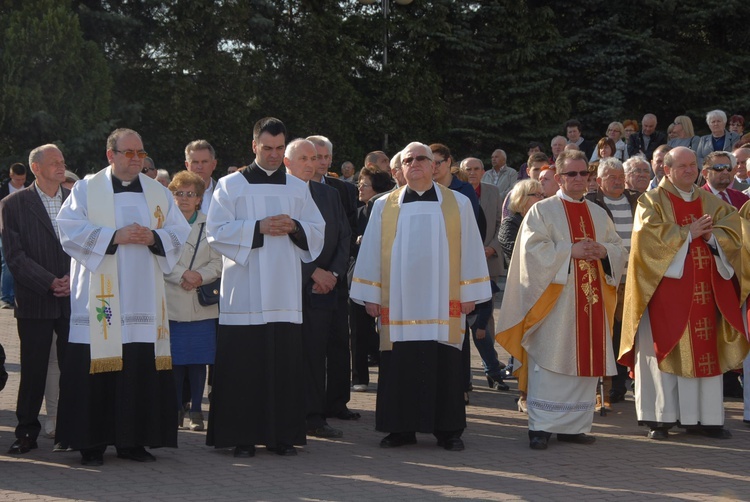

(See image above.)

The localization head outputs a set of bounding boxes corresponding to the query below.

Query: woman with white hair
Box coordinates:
[695,110,741,167]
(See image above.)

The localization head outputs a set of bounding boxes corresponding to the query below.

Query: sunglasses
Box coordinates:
[172,191,198,198]
[402,155,431,166]
[559,170,590,178]
[709,164,732,172]
[113,149,148,159]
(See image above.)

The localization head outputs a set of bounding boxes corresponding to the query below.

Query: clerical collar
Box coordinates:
[243,163,286,185]
[403,185,438,203]
[112,174,143,193]
[557,189,584,203]
[674,185,695,201]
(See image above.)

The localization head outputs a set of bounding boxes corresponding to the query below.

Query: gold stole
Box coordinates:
[87,168,172,373]
[378,184,461,351]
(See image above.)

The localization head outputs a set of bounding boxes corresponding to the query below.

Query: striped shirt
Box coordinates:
[603,195,633,282]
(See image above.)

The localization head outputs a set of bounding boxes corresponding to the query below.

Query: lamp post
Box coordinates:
[359,0,413,151]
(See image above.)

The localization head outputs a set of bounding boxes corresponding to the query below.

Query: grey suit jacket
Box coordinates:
[0,184,70,319]
[478,182,503,277]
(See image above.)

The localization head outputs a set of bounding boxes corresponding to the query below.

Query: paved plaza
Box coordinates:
[1,306,748,501]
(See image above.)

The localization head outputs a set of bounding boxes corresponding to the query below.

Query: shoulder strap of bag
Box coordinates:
[187,223,204,271]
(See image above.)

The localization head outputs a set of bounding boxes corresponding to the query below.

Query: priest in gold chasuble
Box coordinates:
[496,150,626,451]
[620,146,748,441]
[350,142,491,452]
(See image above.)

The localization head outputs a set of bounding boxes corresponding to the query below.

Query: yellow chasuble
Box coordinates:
[619,177,748,376]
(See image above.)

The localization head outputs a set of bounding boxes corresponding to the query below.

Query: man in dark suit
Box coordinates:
[284,139,352,437]
[701,151,750,210]
[0,163,33,309]
[627,113,667,161]
[306,135,359,421]
[0,144,70,454]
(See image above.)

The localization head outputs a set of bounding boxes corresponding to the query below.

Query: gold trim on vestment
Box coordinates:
[388,319,451,326]
[352,277,382,288]
[460,276,490,285]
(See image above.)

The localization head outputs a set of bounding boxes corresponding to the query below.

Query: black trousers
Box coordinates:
[325,292,352,416]
[15,317,69,439]
[350,300,377,386]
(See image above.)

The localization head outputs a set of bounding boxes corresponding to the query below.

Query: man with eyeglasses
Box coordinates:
[141,157,157,179]
[351,142,491,452]
[700,151,749,210]
[730,145,750,192]
[55,128,191,466]
[497,149,625,451]
[620,146,747,442]
[184,140,217,214]
[1,145,71,456]
[585,157,639,409]
[623,156,651,193]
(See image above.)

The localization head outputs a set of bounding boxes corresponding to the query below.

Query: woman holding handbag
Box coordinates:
[164,171,222,431]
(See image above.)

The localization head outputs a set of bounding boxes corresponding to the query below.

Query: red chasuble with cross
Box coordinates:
[561,200,608,377]
[647,192,744,377]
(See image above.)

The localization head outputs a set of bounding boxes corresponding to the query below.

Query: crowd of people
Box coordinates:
[1,109,750,465]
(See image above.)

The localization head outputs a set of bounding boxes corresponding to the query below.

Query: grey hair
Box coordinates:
[459,157,485,170]
[28,144,60,167]
[706,109,727,125]
[306,135,332,155]
[285,138,316,159]
[597,157,624,178]
[623,155,649,174]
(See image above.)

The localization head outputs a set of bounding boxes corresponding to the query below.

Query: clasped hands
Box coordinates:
[50,274,70,297]
[259,214,296,237]
[688,214,713,241]
[180,270,203,291]
[114,223,155,246]
[571,238,607,261]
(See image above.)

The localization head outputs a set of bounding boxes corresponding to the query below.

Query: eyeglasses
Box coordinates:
[402,155,431,166]
[113,149,148,159]
[709,164,732,172]
[358,183,372,189]
[560,170,590,178]
[434,158,446,165]
[629,168,651,175]
[528,192,545,198]
[172,191,198,198]
[142,166,156,173]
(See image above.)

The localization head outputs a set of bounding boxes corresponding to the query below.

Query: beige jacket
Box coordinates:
[164,212,221,322]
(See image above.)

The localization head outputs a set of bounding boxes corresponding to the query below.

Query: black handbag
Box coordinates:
[188,223,220,306]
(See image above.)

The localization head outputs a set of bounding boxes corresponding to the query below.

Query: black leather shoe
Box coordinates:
[529,436,548,450]
[270,444,297,456]
[380,432,417,448]
[609,390,627,403]
[702,427,732,439]
[307,424,343,438]
[486,375,510,391]
[233,445,255,458]
[437,437,465,451]
[8,437,38,454]
[330,409,361,420]
[116,446,156,462]
[647,428,669,440]
[557,433,596,444]
[80,450,104,466]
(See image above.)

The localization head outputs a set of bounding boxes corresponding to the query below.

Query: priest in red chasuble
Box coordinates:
[620,146,749,441]
[496,150,626,451]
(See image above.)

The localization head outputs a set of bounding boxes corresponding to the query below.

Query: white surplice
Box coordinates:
[350,183,492,348]
[205,171,325,326]
[58,168,191,345]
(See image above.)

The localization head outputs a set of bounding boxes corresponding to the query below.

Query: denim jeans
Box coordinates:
[469,300,504,381]
[0,243,13,304]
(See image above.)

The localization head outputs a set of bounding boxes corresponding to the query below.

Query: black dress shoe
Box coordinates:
[609,390,627,403]
[557,433,596,444]
[380,432,417,448]
[330,409,361,421]
[307,424,343,438]
[116,446,156,462]
[486,375,510,391]
[437,437,465,451]
[270,444,297,456]
[81,450,104,466]
[8,437,38,454]
[529,436,548,450]
[701,427,732,439]
[233,445,255,458]
[647,428,669,440]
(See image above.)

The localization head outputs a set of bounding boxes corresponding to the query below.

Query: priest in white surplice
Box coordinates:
[205,118,325,458]
[56,128,191,466]
[496,150,626,451]
[350,142,491,452]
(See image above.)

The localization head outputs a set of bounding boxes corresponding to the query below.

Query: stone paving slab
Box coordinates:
[0,307,748,501]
